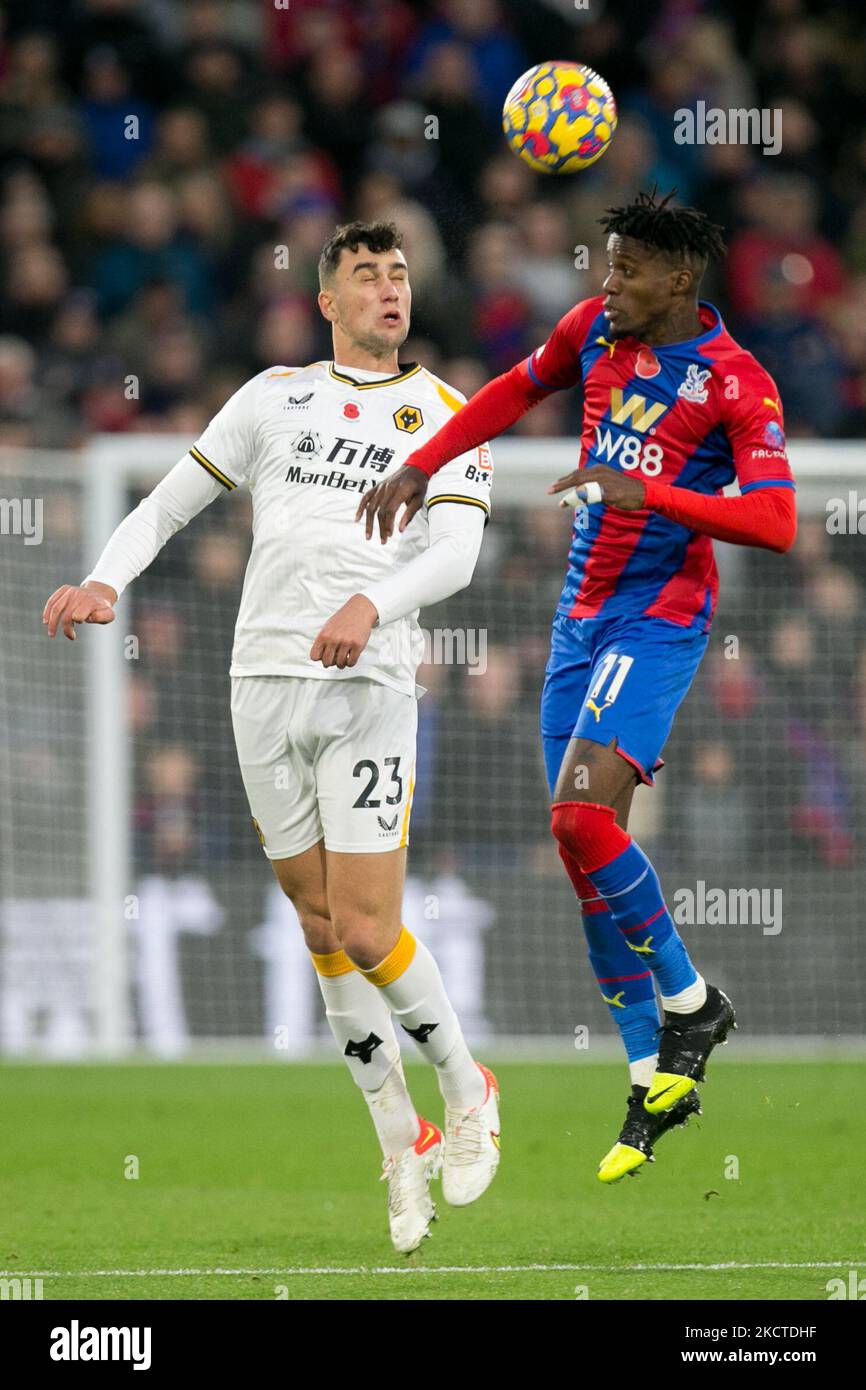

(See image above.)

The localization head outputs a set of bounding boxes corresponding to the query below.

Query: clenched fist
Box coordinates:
[43,581,117,640]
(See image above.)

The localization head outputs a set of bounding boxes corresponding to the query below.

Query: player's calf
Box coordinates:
[357,927,501,1204]
[329,854,495,1195]
[559,844,662,1076]
[551,801,703,1011]
[356,925,486,1108]
[309,947,445,1252]
[310,947,421,1152]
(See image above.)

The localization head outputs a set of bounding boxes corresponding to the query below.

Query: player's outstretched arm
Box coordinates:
[356,362,546,543]
[42,453,230,641]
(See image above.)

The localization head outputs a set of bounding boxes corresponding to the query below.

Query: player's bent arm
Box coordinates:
[403,364,547,480]
[359,498,487,624]
[401,299,595,481]
[641,478,797,553]
[356,366,543,540]
[311,502,487,670]
[357,303,592,540]
[43,454,228,639]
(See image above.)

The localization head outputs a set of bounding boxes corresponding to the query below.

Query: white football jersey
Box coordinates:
[189,360,493,695]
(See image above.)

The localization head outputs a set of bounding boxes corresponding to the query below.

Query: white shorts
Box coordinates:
[230,675,417,859]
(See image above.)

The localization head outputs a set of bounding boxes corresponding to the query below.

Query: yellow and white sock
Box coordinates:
[310,948,418,1157]
[360,927,485,1110]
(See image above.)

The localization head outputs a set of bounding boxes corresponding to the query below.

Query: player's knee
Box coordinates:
[550,799,622,870]
[330,910,398,971]
[331,912,378,962]
[298,912,339,955]
[279,889,335,954]
[556,842,596,900]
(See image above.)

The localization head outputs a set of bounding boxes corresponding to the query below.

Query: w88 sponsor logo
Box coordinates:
[594,425,665,476]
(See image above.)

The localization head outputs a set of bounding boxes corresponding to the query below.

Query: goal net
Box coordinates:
[1,439,863,1055]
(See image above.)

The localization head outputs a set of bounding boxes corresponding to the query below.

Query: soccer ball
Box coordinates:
[501,61,617,175]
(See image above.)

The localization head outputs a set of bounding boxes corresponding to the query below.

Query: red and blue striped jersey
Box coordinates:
[526,296,796,632]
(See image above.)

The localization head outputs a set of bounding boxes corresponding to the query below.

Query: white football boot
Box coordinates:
[442,1063,501,1207]
[380,1116,443,1254]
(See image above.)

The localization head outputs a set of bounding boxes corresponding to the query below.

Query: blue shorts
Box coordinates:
[540,612,709,797]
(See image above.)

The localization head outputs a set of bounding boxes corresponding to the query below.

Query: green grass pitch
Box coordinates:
[2,1059,863,1301]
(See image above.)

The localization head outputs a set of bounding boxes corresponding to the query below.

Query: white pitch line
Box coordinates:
[0,1260,860,1278]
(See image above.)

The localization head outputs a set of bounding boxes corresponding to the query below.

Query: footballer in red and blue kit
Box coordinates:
[533,291,796,796]
[357,190,798,1184]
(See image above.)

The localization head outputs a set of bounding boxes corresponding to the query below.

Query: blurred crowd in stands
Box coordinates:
[3,0,866,445]
[2,0,865,877]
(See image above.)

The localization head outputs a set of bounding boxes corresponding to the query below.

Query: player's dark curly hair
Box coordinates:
[318,221,403,287]
[598,188,727,266]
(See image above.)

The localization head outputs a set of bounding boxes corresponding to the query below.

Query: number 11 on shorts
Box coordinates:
[585,652,633,721]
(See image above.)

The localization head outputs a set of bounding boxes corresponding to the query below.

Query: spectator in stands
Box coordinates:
[79,48,155,180]
[89,180,212,317]
[765,614,856,867]
[141,107,215,192]
[0,335,39,445]
[302,45,371,192]
[739,266,847,437]
[726,174,848,322]
[679,739,753,871]
[515,201,579,326]
[416,40,491,193]
[406,0,526,126]
[465,220,531,373]
[181,39,251,156]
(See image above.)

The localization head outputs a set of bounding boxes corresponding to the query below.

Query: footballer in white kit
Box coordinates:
[193,354,493,858]
[44,222,502,1255]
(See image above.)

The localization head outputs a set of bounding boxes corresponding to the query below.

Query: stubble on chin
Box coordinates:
[353,326,408,360]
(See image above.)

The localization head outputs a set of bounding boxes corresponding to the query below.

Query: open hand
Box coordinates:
[355,465,429,543]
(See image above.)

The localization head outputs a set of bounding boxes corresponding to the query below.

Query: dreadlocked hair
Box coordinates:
[598,188,727,264]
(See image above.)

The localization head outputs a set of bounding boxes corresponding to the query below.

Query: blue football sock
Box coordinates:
[579,888,660,1064]
[586,839,698,999]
